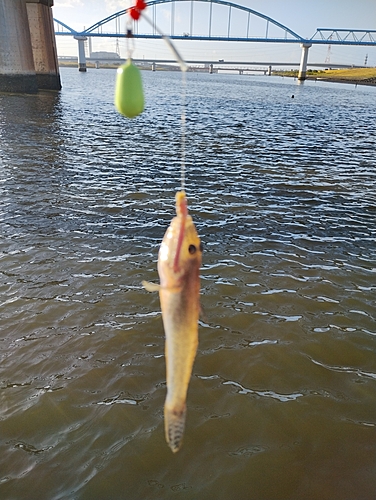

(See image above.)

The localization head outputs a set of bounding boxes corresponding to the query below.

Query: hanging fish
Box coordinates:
[143,191,202,452]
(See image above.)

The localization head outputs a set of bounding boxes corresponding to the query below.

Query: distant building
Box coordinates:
[90,51,120,60]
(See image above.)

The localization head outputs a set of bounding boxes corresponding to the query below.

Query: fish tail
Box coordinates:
[164,403,186,453]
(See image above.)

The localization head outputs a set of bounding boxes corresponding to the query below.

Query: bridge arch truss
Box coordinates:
[54,0,376,46]
[54,0,307,43]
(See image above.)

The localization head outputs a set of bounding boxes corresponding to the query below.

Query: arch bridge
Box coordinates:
[54,0,376,79]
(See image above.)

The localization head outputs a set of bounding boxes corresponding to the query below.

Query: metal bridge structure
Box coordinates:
[53,0,376,79]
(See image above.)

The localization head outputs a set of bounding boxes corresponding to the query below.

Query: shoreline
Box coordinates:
[58,63,376,86]
[273,68,376,87]
[306,76,376,87]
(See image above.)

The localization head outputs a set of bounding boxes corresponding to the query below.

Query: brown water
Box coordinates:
[1,69,376,500]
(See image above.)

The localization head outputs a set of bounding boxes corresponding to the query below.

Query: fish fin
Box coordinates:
[142,280,160,292]
[164,403,186,453]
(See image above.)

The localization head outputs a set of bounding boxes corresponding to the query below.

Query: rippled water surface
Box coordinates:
[1,68,376,499]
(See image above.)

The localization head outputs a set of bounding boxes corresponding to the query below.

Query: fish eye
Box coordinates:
[188,244,196,254]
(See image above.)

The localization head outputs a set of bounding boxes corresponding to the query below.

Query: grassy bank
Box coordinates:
[273,67,376,85]
[319,67,376,80]
[273,69,325,78]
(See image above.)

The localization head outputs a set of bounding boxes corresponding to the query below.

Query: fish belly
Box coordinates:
[160,287,199,453]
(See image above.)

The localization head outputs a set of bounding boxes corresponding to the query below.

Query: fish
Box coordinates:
[143,191,202,453]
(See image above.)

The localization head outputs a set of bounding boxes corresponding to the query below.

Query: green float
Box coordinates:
[114,58,144,118]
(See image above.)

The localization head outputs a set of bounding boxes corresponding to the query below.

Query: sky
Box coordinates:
[52,0,376,67]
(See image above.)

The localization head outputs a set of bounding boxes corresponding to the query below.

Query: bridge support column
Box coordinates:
[0,0,60,93]
[209,64,213,74]
[75,35,87,72]
[268,65,272,76]
[26,0,61,90]
[0,0,38,92]
[151,62,156,71]
[298,43,312,81]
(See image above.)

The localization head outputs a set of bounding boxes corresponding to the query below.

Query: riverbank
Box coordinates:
[58,63,376,84]
[273,67,376,86]
[58,61,181,71]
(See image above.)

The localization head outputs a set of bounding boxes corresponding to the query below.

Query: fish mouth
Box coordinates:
[173,193,188,273]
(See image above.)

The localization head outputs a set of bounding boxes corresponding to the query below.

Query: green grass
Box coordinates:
[320,68,376,80]
[272,69,325,77]
[273,67,376,82]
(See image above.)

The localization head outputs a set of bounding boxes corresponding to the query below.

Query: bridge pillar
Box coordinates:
[298,43,312,81]
[151,62,156,71]
[0,0,38,92]
[75,35,87,72]
[209,64,213,74]
[26,0,61,90]
[0,0,60,93]
[268,65,272,76]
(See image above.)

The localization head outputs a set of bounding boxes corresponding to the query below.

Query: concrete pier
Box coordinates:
[75,36,87,72]
[0,0,38,92]
[298,43,312,81]
[0,0,61,93]
[26,0,61,90]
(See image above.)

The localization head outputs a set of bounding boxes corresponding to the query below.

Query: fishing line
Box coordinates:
[180,70,187,192]
[118,3,189,191]
[141,12,188,192]
[125,26,135,59]
[125,0,134,58]
[141,13,188,73]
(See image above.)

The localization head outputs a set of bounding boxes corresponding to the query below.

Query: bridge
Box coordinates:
[53,0,376,80]
[58,55,363,74]
[1,0,375,92]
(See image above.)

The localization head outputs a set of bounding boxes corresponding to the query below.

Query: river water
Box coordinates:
[1,68,376,500]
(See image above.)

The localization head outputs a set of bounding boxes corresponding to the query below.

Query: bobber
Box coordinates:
[114,58,144,119]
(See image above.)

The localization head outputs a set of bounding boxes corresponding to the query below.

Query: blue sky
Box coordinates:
[53,0,376,66]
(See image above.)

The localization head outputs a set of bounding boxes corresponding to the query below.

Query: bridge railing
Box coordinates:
[310,28,376,45]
